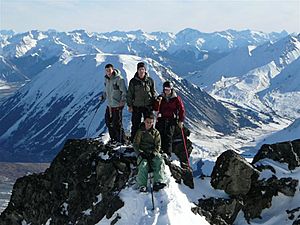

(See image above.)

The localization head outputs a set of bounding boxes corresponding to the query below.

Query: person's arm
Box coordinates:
[118,77,127,106]
[153,130,161,155]
[177,95,185,122]
[99,80,107,102]
[150,79,157,99]
[133,129,142,155]
[127,80,134,108]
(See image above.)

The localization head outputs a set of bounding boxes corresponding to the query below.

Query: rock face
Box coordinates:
[211,150,259,196]
[193,139,300,225]
[0,137,194,225]
[253,139,300,170]
[192,198,243,225]
[0,139,134,225]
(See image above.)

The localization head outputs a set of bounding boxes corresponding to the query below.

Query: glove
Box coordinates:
[178,121,183,129]
[139,152,154,160]
[99,95,105,103]
[119,100,125,107]
[157,95,163,101]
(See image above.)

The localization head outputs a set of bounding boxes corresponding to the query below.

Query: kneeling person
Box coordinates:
[133,113,166,192]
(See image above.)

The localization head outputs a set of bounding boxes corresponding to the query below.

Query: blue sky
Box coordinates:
[1,0,299,33]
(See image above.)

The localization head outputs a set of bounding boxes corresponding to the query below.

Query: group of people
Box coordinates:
[100,62,186,192]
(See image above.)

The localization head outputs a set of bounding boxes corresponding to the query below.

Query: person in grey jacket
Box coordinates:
[100,64,127,144]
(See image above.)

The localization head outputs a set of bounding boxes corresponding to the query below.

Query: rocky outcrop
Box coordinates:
[0,136,194,225]
[192,198,243,225]
[211,150,259,196]
[193,139,300,225]
[0,139,134,225]
[253,139,300,170]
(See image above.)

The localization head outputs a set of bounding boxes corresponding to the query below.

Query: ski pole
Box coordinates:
[119,107,123,148]
[181,127,191,169]
[154,98,162,127]
[86,102,102,138]
[148,159,155,211]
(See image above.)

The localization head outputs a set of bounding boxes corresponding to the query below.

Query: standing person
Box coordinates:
[99,63,127,144]
[154,81,185,157]
[133,112,166,192]
[127,62,156,142]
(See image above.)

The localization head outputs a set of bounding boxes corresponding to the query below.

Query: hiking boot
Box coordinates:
[107,139,118,146]
[139,186,147,192]
[153,182,166,192]
[162,153,169,159]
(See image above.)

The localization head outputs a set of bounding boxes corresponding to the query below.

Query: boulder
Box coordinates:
[211,150,259,196]
[192,197,243,225]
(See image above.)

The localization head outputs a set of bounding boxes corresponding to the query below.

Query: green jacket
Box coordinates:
[133,124,161,156]
[127,72,156,108]
[103,69,127,108]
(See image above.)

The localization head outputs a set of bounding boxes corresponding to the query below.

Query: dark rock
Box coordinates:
[287,207,300,220]
[211,150,260,196]
[0,138,195,225]
[293,216,300,225]
[199,140,300,225]
[252,139,300,170]
[0,139,135,225]
[192,197,243,225]
[165,159,194,189]
[242,175,298,222]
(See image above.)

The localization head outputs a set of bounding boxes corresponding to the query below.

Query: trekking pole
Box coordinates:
[119,107,123,149]
[181,127,191,170]
[86,102,102,138]
[154,98,162,128]
[148,159,155,211]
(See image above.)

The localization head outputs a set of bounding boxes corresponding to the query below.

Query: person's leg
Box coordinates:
[152,155,166,184]
[156,119,168,154]
[136,157,149,188]
[105,107,114,140]
[131,107,142,141]
[165,120,176,156]
[112,108,125,143]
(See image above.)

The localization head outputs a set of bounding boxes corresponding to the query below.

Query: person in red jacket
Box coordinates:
[154,81,185,156]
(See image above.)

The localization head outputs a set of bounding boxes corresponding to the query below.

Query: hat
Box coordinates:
[163,81,174,89]
[137,62,146,70]
[144,111,155,120]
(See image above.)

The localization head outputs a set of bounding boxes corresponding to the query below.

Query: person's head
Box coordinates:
[144,112,155,130]
[163,81,173,96]
[105,64,114,76]
[137,62,146,79]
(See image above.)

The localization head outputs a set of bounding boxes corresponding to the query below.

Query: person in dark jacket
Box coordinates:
[133,112,166,192]
[99,63,127,144]
[127,62,157,142]
[154,81,185,156]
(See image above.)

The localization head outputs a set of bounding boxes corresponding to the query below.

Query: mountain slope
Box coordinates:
[0,53,247,162]
[189,34,300,119]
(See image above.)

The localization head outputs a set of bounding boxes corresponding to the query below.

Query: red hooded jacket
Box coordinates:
[154,90,185,122]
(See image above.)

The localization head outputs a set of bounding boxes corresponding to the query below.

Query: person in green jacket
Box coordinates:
[127,62,157,142]
[100,64,127,144]
[133,112,166,192]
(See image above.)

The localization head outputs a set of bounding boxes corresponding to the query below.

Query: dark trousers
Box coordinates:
[156,118,176,156]
[105,106,124,143]
[131,106,152,141]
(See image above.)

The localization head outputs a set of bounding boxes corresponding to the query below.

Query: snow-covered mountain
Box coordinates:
[189,33,300,119]
[0,53,251,162]
[255,118,300,146]
[0,29,288,88]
